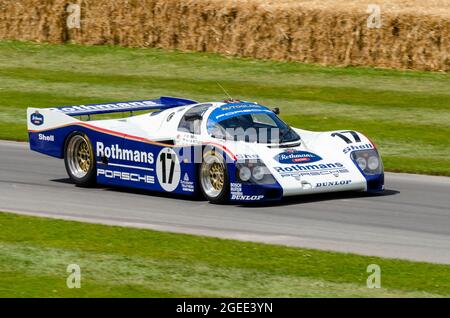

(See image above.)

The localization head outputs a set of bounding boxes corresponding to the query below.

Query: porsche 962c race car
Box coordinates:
[27,97,384,204]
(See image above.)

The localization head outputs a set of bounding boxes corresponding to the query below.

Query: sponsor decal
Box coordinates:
[53,100,159,115]
[230,182,242,196]
[274,162,344,173]
[97,169,155,184]
[180,172,194,192]
[316,180,352,188]
[274,162,349,178]
[220,104,259,111]
[231,194,265,201]
[38,133,54,142]
[96,142,154,164]
[281,169,349,178]
[30,111,44,126]
[236,153,260,160]
[230,183,264,201]
[275,150,322,164]
[207,102,272,130]
[176,133,201,146]
[343,143,373,154]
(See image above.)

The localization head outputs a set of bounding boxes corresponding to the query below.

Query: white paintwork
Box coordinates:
[28,102,377,196]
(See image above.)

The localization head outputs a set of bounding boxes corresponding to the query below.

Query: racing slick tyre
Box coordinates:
[64,132,96,186]
[199,148,229,204]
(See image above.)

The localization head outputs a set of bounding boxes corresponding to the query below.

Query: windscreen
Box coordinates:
[207,103,300,144]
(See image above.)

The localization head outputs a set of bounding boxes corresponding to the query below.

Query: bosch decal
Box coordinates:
[275,150,322,164]
[230,182,243,198]
[230,183,265,201]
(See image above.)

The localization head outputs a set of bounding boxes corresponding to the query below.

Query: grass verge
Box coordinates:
[0,211,449,297]
[0,40,448,175]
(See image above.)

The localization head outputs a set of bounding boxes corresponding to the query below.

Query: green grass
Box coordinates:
[0,40,449,175]
[0,211,449,298]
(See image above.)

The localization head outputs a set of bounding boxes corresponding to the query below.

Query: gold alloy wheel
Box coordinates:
[76,140,91,173]
[200,152,226,199]
[209,162,225,191]
[67,134,93,179]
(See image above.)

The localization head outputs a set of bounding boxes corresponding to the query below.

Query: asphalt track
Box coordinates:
[1,140,450,264]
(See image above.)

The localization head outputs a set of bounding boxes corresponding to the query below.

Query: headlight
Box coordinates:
[239,166,251,181]
[356,157,367,170]
[351,149,383,175]
[252,166,265,181]
[236,160,276,184]
[368,156,379,170]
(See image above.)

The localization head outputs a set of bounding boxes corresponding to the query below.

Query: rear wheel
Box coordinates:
[64,132,96,186]
[199,149,229,204]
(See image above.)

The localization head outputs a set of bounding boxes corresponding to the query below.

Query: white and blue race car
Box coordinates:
[27,97,384,204]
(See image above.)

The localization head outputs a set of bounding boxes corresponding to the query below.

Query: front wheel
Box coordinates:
[199,148,229,204]
[64,132,96,186]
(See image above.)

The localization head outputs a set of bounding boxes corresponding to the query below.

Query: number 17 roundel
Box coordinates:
[156,148,181,192]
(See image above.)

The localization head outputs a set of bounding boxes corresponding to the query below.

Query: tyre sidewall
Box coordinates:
[64,132,96,186]
[199,148,230,204]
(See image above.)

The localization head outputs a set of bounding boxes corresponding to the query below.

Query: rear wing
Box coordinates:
[48,96,198,116]
[28,96,198,132]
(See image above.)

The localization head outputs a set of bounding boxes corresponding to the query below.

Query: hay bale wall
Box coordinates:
[0,0,448,71]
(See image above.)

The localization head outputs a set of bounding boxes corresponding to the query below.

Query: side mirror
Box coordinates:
[272,107,280,115]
